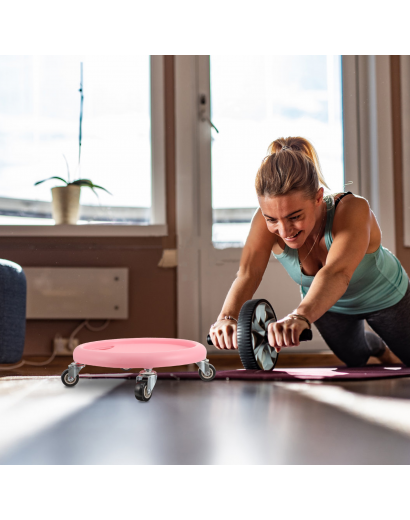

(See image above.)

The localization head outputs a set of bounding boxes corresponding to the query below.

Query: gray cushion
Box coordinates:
[0,260,26,364]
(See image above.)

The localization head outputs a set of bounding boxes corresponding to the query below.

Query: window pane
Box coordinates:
[210,55,344,247]
[0,56,151,224]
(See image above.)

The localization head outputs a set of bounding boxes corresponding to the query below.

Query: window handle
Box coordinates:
[199,94,219,133]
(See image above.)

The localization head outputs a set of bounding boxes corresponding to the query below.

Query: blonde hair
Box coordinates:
[255,136,331,202]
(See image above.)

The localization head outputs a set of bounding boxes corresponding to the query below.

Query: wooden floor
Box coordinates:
[2,374,410,464]
[3,351,408,465]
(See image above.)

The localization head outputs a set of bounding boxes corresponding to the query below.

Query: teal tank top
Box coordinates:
[272,193,409,314]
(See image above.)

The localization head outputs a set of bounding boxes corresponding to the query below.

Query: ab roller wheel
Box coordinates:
[237,299,279,370]
[208,298,313,370]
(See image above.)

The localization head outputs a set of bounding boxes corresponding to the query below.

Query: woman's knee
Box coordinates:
[314,313,369,367]
[364,330,386,357]
[338,351,369,368]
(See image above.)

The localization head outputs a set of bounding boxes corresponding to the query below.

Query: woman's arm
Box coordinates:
[293,196,371,323]
[210,208,276,350]
[292,267,350,323]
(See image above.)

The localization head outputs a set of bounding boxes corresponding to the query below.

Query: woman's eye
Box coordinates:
[267,216,299,223]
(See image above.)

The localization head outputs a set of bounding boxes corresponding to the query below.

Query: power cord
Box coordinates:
[0,319,110,371]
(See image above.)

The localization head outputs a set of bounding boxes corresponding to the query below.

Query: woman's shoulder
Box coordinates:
[328,191,380,253]
[325,191,369,211]
[330,192,372,231]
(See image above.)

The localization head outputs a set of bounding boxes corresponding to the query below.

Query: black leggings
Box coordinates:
[314,278,410,367]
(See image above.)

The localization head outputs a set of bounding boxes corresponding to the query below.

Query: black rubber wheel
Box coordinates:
[61,369,79,387]
[135,381,152,402]
[237,299,278,371]
[198,364,216,381]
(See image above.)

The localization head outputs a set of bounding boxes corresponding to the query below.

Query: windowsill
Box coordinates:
[0,216,168,237]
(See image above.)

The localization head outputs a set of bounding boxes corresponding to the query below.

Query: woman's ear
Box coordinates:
[316,187,324,206]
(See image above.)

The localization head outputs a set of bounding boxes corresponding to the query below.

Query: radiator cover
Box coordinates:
[24,267,128,319]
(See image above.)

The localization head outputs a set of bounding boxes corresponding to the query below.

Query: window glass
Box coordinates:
[210,55,344,247]
[0,56,151,224]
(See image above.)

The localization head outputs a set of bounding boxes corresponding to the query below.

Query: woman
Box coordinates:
[209,136,410,367]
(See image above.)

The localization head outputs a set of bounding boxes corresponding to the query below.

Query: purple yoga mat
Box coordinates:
[80,364,410,381]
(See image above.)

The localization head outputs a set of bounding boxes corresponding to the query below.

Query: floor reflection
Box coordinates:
[327,378,410,399]
[2,379,410,464]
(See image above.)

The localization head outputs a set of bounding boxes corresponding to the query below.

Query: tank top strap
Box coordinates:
[323,191,353,250]
[335,191,353,208]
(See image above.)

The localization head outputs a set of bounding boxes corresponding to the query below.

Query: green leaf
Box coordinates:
[34,176,68,186]
[62,154,70,183]
[70,179,112,195]
[89,183,113,196]
[71,179,94,188]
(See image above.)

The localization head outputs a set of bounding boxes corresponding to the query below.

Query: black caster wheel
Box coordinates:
[237,299,279,371]
[135,381,152,402]
[61,369,80,387]
[198,364,216,381]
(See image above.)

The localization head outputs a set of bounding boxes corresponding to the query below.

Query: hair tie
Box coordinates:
[281,146,291,151]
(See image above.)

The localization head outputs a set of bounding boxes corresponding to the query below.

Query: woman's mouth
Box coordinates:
[285,230,302,241]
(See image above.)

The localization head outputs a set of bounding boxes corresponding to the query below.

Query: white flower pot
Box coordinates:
[51,185,81,225]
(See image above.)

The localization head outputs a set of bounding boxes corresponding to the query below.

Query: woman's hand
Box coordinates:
[267,315,310,352]
[209,319,238,350]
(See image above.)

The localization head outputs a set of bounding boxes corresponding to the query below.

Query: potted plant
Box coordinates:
[35,156,112,225]
[34,62,112,225]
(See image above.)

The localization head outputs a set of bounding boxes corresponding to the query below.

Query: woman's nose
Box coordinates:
[277,222,292,238]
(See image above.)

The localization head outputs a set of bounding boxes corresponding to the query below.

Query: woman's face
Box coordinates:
[258,188,324,248]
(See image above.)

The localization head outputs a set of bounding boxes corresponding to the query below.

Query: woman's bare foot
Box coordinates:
[376,345,402,365]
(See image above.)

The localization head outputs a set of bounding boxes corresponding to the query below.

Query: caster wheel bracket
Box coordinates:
[67,362,85,381]
[196,359,211,377]
[136,369,157,395]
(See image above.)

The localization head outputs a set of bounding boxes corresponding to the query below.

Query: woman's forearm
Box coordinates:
[217,274,261,321]
[293,266,350,324]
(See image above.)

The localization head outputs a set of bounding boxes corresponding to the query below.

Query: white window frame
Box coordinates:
[0,55,167,237]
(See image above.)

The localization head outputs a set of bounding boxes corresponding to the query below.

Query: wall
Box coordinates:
[0,56,177,356]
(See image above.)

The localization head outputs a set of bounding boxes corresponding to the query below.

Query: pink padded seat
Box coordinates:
[73,338,207,369]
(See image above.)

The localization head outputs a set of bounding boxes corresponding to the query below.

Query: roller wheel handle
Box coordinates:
[207,329,312,346]
[299,329,313,341]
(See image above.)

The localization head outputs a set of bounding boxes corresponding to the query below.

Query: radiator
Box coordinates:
[24,268,129,319]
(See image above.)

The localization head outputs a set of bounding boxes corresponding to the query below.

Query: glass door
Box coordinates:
[209,55,344,248]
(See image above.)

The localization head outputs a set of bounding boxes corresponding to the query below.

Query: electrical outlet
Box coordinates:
[54,336,79,356]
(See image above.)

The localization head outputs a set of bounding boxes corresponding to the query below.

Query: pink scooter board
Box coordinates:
[61,337,216,401]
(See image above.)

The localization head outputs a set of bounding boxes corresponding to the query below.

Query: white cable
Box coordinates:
[0,319,111,371]
[68,320,88,346]
[84,319,111,332]
[67,319,110,348]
